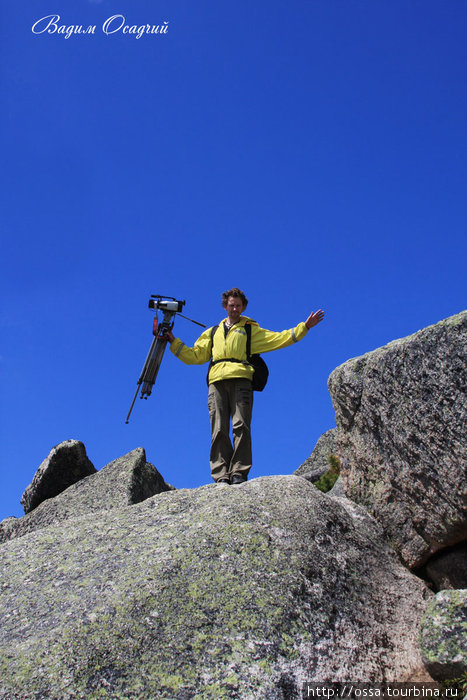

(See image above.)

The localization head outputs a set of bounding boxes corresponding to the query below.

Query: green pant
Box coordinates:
[208,378,253,482]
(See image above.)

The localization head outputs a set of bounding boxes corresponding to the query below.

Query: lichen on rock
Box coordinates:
[0,476,431,698]
[419,589,467,681]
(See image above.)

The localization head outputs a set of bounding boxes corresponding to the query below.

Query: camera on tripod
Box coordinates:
[125,294,205,423]
[148,295,185,313]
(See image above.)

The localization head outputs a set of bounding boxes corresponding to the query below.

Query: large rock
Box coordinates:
[419,589,467,681]
[294,428,338,482]
[1,448,172,544]
[328,311,467,569]
[0,475,432,699]
[20,439,96,513]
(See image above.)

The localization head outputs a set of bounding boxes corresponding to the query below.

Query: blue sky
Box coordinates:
[1,0,466,520]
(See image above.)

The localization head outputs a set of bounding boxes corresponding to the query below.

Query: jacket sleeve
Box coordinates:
[250,322,308,354]
[169,328,213,365]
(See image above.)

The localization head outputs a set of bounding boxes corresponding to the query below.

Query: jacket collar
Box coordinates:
[221,316,258,329]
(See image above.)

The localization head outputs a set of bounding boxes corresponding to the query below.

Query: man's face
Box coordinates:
[225,296,245,322]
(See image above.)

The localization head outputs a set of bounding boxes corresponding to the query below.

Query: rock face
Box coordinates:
[328,311,467,569]
[294,429,338,482]
[20,439,96,513]
[328,476,345,498]
[0,476,432,699]
[419,589,467,681]
[1,448,172,544]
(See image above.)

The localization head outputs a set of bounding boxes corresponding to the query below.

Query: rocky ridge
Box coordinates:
[1,310,466,698]
[1,446,172,545]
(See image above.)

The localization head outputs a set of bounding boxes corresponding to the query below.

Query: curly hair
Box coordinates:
[222,287,248,308]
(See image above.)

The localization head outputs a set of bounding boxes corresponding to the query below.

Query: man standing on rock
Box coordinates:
[166,288,324,486]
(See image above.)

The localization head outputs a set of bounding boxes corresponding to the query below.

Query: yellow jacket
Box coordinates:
[169,316,309,384]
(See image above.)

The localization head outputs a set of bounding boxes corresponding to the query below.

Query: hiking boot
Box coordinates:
[231,474,247,485]
[216,478,230,486]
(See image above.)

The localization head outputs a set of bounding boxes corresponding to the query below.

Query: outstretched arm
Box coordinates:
[305,309,325,329]
[250,309,325,354]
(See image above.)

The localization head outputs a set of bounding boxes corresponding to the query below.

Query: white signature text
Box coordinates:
[32,15,169,40]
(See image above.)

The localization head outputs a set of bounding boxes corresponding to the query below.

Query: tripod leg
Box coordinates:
[125,336,159,423]
[125,310,175,423]
[125,384,141,424]
[140,335,168,397]
[139,310,175,397]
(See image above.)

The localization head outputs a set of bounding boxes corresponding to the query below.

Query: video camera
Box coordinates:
[148,295,185,313]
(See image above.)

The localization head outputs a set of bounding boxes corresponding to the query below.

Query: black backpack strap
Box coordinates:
[244,322,251,360]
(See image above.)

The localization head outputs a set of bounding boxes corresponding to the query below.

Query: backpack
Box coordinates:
[206,323,269,391]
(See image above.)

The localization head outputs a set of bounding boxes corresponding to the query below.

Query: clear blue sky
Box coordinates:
[1,0,466,520]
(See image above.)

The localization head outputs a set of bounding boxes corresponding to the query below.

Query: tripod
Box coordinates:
[125,296,205,423]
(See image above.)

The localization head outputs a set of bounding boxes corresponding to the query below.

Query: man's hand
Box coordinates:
[305,309,325,329]
[164,329,175,343]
